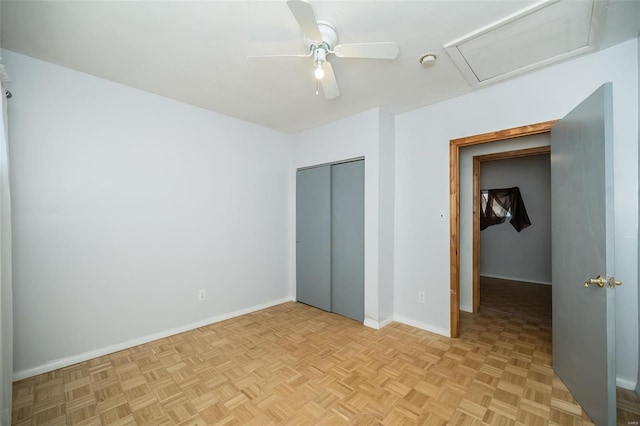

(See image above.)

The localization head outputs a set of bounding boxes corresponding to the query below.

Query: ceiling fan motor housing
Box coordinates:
[305,20,338,51]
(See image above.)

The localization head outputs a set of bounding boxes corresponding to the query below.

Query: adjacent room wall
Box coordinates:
[4,50,293,378]
[479,154,551,285]
[394,39,639,388]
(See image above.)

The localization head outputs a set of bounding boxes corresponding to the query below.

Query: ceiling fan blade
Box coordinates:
[287,0,322,43]
[321,62,340,100]
[247,53,311,59]
[333,42,399,60]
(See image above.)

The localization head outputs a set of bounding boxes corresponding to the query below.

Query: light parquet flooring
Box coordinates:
[12,278,640,425]
[474,277,640,426]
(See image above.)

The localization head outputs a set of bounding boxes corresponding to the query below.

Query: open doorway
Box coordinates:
[472,148,551,315]
[448,120,557,337]
[449,124,640,422]
[470,150,553,345]
[449,88,639,423]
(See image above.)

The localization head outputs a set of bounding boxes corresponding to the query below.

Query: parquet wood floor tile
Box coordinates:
[12,277,640,425]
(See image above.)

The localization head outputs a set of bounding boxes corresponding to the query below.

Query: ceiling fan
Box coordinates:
[250,0,400,100]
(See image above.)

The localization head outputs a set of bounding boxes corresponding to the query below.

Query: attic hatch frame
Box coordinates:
[449,120,558,338]
[443,0,608,88]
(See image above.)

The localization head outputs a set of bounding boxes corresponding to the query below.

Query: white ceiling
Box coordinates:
[1,1,638,134]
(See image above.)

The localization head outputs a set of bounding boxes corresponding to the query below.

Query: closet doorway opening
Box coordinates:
[296,158,365,323]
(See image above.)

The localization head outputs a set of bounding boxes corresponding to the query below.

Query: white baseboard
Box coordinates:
[617,377,638,391]
[481,274,551,285]
[363,316,394,330]
[18,296,632,396]
[1,407,10,426]
[13,296,295,381]
[460,304,473,313]
[393,315,449,337]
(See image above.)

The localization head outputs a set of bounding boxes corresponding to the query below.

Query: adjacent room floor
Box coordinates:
[11,279,640,425]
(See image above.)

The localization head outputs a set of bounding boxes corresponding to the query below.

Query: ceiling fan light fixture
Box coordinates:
[314,62,325,80]
[313,47,327,80]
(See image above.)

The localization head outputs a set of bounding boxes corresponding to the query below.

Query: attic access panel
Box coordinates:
[444,0,607,87]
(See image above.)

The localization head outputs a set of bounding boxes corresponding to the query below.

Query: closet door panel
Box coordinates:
[296,166,332,311]
[330,160,365,322]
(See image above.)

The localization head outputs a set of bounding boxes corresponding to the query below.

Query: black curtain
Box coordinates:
[480,187,531,232]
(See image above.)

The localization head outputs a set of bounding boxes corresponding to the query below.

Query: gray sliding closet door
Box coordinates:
[296,166,331,311]
[331,160,365,322]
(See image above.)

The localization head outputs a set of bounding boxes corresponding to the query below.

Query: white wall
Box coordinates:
[378,112,395,323]
[292,108,394,328]
[4,50,293,378]
[479,154,551,285]
[459,135,550,312]
[395,39,639,388]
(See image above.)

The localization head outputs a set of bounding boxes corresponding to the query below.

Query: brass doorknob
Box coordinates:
[584,275,606,288]
[608,277,622,288]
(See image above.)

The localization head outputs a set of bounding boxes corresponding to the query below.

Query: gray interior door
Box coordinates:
[331,160,365,322]
[296,166,331,311]
[551,83,616,425]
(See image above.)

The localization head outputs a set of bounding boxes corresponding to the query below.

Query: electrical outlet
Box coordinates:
[198,289,206,302]
[418,291,425,304]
